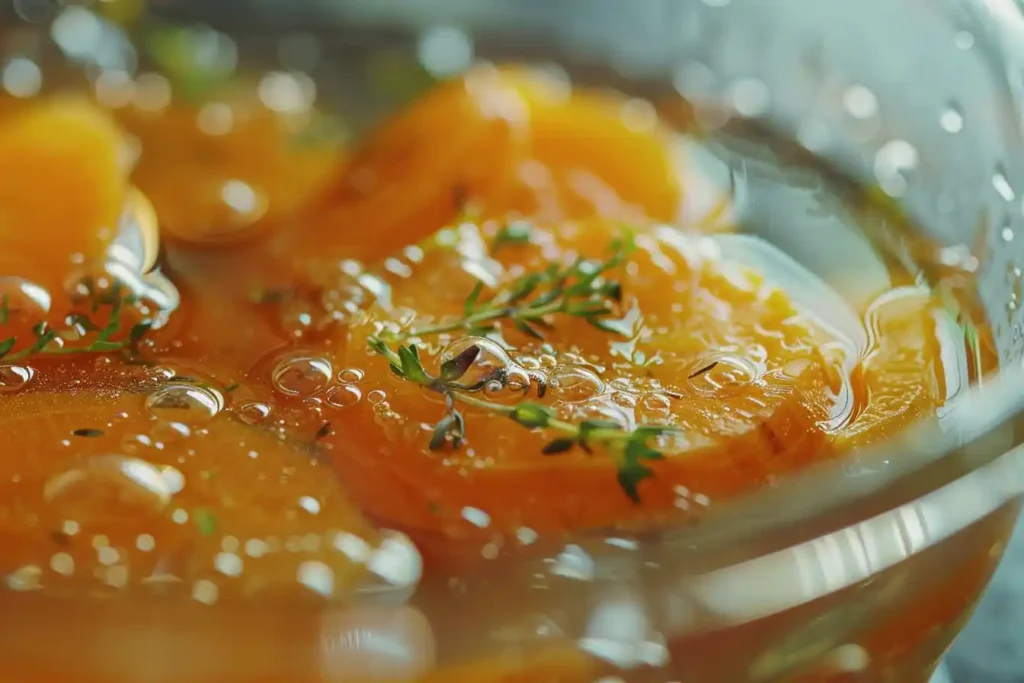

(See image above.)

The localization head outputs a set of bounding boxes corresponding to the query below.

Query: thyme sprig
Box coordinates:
[370,339,672,502]
[367,234,678,503]
[389,237,635,342]
[0,283,152,363]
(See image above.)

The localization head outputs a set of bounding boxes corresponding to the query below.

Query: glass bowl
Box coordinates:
[3,0,1024,681]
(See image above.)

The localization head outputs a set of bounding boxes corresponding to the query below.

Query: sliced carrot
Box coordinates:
[0,97,128,294]
[325,220,835,557]
[118,90,345,244]
[834,287,946,449]
[292,66,695,267]
[0,371,377,602]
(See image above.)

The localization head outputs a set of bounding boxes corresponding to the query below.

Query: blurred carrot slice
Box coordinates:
[0,97,128,293]
[0,375,379,603]
[295,66,694,266]
[118,91,345,244]
[326,220,835,554]
[291,66,527,264]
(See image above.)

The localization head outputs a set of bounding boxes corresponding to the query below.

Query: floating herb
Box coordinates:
[491,221,533,253]
[688,361,718,379]
[71,428,104,438]
[194,508,217,537]
[0,283,152,363]
[368,235,677,503]
[387,236,635,342]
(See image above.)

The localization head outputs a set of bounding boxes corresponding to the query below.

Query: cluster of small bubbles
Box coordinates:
[43,454,172,522]
[0,365,34,393]
[672,484,712,511]
[873,139,918,197]
[237,401,271,425]
[610,391,638,409]
[145,383,223,423]
[271,355,332,397]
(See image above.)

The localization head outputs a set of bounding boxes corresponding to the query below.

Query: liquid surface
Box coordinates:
[0,29,989,683]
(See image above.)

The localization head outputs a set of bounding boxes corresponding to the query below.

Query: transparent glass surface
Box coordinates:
[3,0,1024,681]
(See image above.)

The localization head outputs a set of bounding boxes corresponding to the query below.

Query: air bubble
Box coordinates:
[44,455,171,522]
[145,383,223,423]
[550,366,605,401]
[237,401,271,425]
[271,355,333,397]
[325,385,361,409]
[366,389,387,405]
[337,368,364,384]
[687,355,759,397]
[0,365,34,393]
[439,337,512,388]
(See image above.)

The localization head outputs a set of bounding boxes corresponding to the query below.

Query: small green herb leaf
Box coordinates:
[491,221,533,252]
[542,438,576,455]
[194,508,217,537]
[0,338,14,359]
[512,402,554,429]
[439,344,481,382]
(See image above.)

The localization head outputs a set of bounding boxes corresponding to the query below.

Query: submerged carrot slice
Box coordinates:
[0,97,128,293]
[293,66,690,266]
[0,366,377,602]
[326,220,836,554]
[118,91,345,244]
[836,287,947,449]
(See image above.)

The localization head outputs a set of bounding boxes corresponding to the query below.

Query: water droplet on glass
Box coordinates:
[325,385,361,409]
[954,30,975,50]
[993,167,1016,202]
[417,26,474,79]
[237,401,271,425]
[1002,225,1015,243]
[440,337,512,388]
[44,455,171,522]
[271,355,333,397]
[337,368,364,384]
[687,355,758,397]
[0,365,34,393]
[145,384,223,423]
[729,78,770,118]
[873,139,918,197]
[940,104,964,133]
[550,366,605,401]
[841,85,878,120]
